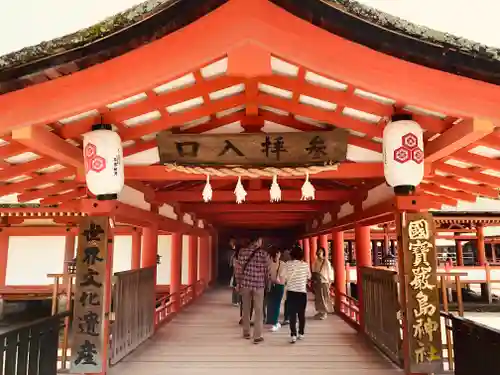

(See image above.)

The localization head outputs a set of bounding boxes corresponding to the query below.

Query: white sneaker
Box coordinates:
[298,334,304,340]
[270,323,281,332]
[290,336,297,343]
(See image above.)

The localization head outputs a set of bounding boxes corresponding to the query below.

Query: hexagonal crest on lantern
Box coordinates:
[85,143,97,159]
[90,156,106,172]
[411,147,424,164]
[394,146,410,163]
[401,133,418,150]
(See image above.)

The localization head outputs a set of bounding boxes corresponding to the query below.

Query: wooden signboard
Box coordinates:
[157,129,348,167]
[70,216,109,373]
[401,212,443,373]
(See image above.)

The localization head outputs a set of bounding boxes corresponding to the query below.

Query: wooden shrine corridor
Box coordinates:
[109,289,402,375]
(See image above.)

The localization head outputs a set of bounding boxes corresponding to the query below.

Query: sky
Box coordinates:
[0,0,498,56]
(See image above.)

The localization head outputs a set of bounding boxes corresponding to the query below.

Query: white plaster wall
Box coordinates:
[118,185,150,211]
[4,233,197,286]
[440,197,500,212]
[182,235,189,285]
[362,183,394,210]
[159,204,177,220]
[157,235,172,285]
[113,235,132,274]
[6,236,66,285]
[338,202,354,218]
[198,237,202,280]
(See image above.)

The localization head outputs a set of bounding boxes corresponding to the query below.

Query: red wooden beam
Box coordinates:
[78,199,206,235]
[41,188,87,206]
[181,202,325,213]
[0,168,76,197]
[12,126,83,168]
[425,118,494,162]
[201,212,309,219]
[426,175,498,198]
[434,162,500,189]
[2,0,500,139]
[0,158,55,182]
[125,163,385,181]
[18,181,81,203]
[156,189,353,202]
[420,182,476,203]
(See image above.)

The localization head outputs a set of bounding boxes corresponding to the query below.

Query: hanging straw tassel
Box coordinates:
[234,176,247,204]
[270,174,282,202]
[202,174,212,203]
[301,172,315,201]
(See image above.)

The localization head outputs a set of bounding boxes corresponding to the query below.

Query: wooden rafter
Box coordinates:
[0,0,499,215]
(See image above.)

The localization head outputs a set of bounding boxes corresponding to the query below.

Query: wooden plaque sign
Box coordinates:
[401,212,443,373]
[157,129,348,167]
[70,216,109,373]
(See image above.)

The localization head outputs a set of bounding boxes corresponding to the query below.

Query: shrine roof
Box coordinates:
[1,0,500,95]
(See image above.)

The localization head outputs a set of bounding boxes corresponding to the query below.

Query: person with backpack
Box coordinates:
[234,237,269,344]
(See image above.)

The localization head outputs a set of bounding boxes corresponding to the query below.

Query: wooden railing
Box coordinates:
[437,271,500,374]
[110,267,156,365]
[440,312,500,375]
[360,267,402,365]
[0,311,69,375]
[155,280,206,327]
[334,290,360,325]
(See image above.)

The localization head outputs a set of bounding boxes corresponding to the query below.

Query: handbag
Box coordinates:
[267,262,281,292]
[311,260,325,284]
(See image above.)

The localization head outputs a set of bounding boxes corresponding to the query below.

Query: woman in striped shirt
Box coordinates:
[284,246,311,343]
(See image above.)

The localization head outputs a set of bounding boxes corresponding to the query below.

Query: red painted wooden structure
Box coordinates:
[1,0,500,374]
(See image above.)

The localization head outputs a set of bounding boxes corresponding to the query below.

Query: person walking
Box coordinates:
[229,237,240,306]
[311,247,334,320]
[280,248,291,325]
[266,247,286,331]
[235,237,269,344]
[284,246,311,343]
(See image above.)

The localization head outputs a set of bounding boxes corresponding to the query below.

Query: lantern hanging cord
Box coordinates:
[163,164,339,178]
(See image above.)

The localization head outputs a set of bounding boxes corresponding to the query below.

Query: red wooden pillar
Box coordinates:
[383,224,390,257]
[208,235,213,284]
[188,235,199,288]
[303,237,310,264]
[200,235,210,288]
[355,225,371,327]
[455,239,464,266]
[319,234,328,256]
[310,236,318,263]
[331,231,345,312]
[0,231,9,287]
[476,224,486,265]
[170,233,183,311]
[131,228,142,269]
[142,225,158,268]
[298,239,304,248]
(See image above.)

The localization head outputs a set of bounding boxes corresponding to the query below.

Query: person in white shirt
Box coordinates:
[311,247,334,320]
[266,247,287,331]
[284,246,311,343]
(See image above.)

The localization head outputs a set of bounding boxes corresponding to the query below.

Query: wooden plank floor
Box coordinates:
[109,289,402,375]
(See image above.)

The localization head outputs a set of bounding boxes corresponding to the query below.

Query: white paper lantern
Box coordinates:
[83,124,124,200]
[383,116,424,190]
